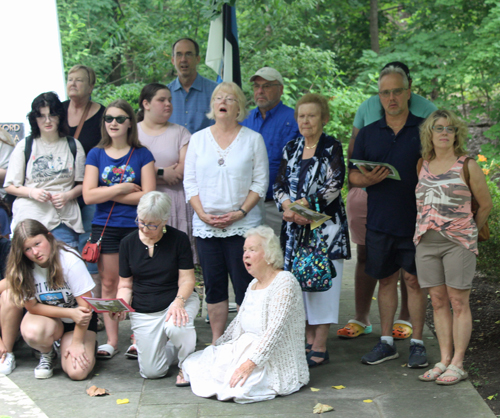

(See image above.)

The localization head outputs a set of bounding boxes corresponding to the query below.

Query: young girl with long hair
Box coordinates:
[6,219,97,380]
[83,99,156,359]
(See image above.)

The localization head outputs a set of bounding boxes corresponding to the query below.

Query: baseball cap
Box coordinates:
[249,67,284,85]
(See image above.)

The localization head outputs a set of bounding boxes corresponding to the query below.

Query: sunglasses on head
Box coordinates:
[104,115,130,124]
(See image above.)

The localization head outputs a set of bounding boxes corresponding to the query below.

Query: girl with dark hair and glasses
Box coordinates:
[4,92,86,248]
[82,99,156,359]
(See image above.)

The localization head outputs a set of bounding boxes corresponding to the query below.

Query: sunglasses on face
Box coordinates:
[104,115,130,124]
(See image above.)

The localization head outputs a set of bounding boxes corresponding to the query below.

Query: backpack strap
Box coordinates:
[66,136,77,162]
[462,156,472,190]
[24,135,33,167]
[24,135,77,169]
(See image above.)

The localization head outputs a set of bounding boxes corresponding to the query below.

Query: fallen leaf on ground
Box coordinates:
[331,385,345,390]
[313,403,334,414]
[311,387,320,392]
[363,399,373,403]
[116,399,129,404]
[372,297,377,300]
[487,395,496,400]
[401,363,407,367]
[86,385,109,397]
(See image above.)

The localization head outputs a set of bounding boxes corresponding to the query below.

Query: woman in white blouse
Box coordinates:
[178,226,309,403]
[183,82,269,343]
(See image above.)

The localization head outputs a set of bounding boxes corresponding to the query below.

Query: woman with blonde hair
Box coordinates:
[83,99,156,359]
[184,82,268,343]
[415,109,492,385]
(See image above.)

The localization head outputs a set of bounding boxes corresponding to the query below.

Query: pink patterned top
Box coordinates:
[414,156,478,254]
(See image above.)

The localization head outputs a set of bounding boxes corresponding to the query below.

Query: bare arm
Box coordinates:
[0,168,6,184]
[111,276,134,322]
[82,165,139,204]
[111,161,156,205]
[188,195,219,227]
[349,166,390,188]
[166,269,196,326]
[214,191,262,229]
[468,159,493,231]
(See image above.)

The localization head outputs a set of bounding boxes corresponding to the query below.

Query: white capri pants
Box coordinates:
[130,292,200,379]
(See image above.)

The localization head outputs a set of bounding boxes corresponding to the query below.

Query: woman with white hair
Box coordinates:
[178,225,309,403]
[184,82,269,343]
[111,191,199,382]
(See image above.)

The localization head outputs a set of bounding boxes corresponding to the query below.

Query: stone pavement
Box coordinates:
[1,252,496,418]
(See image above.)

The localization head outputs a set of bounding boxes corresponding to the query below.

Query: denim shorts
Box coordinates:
[51,223,79,248]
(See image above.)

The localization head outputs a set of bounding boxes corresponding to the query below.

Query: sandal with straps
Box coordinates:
[418,362,447,381]
[307,350,330,367]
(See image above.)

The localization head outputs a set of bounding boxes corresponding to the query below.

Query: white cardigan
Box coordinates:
[216,271,310,395]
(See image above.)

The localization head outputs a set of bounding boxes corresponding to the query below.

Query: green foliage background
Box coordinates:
[57,0,500,279]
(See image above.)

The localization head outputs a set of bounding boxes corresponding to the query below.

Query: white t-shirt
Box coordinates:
[4,137,86,233]
[31,248,95,323]
[183,126,269,238]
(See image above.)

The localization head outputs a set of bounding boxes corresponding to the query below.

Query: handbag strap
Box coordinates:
[73,101,92,140]
[96,147,136,241]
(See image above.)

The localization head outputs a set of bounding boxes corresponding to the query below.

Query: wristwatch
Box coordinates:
[238,208,247,217]
[157,168,164,176]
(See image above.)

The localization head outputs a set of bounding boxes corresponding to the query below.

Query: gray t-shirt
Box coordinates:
[4,137,86,233]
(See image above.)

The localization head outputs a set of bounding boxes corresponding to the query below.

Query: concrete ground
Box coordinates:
[0,250,496,418]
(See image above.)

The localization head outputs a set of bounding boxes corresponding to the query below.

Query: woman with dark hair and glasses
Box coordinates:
[137,83,196,262]
[111,191,199,382]
[415,109,492,385]
[82,99,156,359]
[4,92,86,248]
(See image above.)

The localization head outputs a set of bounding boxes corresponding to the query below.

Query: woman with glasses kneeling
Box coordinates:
[111,191,199,381]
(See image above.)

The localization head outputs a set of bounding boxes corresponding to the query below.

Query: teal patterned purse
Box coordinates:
[291,204,336,292]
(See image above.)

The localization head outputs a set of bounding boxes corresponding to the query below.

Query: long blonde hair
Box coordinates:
[6,220,72,307]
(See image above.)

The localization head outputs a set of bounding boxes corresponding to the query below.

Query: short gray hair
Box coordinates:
[206,82,248,122]
[244,225,284,269]
[137,191,172,222]
[378,65,409,90]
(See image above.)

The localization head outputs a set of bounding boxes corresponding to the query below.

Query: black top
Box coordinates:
[119,227,194,313]
[0,237,11,278]
[350,112,423,237]
[62,100,105,156]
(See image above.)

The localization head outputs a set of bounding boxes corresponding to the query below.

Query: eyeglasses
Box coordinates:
[135,218,161,230]
[252,83,281,91]
[36,113,59,121]
[175,52,196,59]
[378,88,407,98]
[432,125,457,134]
[104,115,130,124]
[214,96,238,104]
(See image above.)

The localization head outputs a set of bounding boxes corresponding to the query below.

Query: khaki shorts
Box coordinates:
[346,188,367,245]
[416,229,476,290]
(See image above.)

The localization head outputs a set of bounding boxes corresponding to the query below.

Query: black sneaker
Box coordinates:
[361,339,399,365]
[34,350,56,379]
[408,342,428,368]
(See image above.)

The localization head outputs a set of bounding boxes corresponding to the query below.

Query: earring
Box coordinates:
[163,226,167,233]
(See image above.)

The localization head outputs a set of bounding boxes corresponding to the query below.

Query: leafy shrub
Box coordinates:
[476,178,500,283]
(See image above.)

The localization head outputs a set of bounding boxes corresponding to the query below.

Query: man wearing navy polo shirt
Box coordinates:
[349,65,427,368]
[241,67,299,236]
[168,38,217,134]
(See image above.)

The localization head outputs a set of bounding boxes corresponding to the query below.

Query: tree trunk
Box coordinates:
[369,0,379,53]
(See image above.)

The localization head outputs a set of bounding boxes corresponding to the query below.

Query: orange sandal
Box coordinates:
[337,320,372,339]
[393,320,413,339]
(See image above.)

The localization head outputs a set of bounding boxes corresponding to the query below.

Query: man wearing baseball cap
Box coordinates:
[241,67,299,236]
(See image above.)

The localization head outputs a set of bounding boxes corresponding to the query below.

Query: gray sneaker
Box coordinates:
[34,350,56,379]
[0,352,16,375]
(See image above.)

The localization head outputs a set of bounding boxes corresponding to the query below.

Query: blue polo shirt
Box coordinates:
[350,112,423,237]
[168,73,217,134]
[241,102,300,200]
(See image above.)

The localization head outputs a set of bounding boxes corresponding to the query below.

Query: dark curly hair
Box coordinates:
[27,92,69,139]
